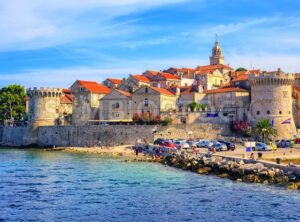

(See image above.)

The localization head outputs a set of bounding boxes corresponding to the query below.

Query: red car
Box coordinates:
[159,141,175,148]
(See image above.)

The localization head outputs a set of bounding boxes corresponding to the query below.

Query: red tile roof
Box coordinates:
[144,70,159,75]
[107,78,122,84]
[132,75,151,83]
[204,87,248,94]
[63,88,71,94]
[149,86,175,96]
[196,64,233,72]
[159,72,180,80]
[115,89,132,97]
[60,94,73,104]
[232,74,249,82]
[77,80,111,94]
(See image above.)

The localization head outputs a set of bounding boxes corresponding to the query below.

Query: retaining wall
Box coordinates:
[1,123,233,147]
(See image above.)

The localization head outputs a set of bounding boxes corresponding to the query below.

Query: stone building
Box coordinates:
[178,85,206,112]
[151,72,181,88]
[142,70,159,80]
[58,89,73,125]
[99,89,132,122]
[203,86,250,122]
[118,74,150,93]
[195,69,229,90]
[27,87,63,127]
[249,70,297,139]
[71,80,111,126]
[132,86,177,116]
[164,67,195,79]
[103,78,122,89]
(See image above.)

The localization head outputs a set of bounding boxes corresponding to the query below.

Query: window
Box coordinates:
[267,110,270,115]
[257,111,260,115]
[112,102,120,109]
[145,88,148,93]
[144,98,149,107]
[279,111,282,115]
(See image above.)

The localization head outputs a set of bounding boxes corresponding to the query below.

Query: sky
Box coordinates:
[1,0,300,88]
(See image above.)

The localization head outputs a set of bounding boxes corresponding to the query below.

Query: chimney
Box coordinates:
[176,87,180,96]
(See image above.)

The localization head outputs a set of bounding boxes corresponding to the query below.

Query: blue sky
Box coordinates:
[1,0,300,88]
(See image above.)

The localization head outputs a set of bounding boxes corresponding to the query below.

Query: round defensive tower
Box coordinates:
[248,70,296,139]
[26,87,63,127]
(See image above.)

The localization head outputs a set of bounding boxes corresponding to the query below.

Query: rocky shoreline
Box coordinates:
[155,151,300,190]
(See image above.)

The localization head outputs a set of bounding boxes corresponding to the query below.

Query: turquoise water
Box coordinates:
[0,149,300,222]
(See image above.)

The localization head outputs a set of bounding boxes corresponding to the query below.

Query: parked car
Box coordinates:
[276,139,292,148]
[159,141,175,148]
[268,142,277,151]
[196,140,213,148]
[174,140,187,148]
[181,143,191,149]
[217,140,236,151]
[209,142,227,151]
[154,138,165,145]
[187,140,198,147]
[253,142,272,151]
[294,138,300,144]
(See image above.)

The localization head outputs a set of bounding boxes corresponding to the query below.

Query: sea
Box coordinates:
[0,148,299,222]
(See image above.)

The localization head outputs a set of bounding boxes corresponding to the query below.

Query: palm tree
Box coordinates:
[252,119,277,142]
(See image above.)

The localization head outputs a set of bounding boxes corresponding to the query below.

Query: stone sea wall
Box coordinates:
[0,127,37,147]
[0,123,232,147]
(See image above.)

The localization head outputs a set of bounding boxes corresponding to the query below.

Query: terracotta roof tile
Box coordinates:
[196,64,233,72]
[132,75,151,83]
[115,89,132,97]
[77,80,111,94]
[60,94,73,104]
[204,87,248,94]
[159,72,180,80]
[148,86,175,96]
[232,74,249,82]
[107,78,122,84]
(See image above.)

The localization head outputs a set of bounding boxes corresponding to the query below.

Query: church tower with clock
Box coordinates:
[210,34,225,65]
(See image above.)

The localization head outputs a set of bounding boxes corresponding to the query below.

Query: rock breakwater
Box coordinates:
[161,151,300,190]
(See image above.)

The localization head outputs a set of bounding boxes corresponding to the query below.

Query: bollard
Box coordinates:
[258,152,263,158]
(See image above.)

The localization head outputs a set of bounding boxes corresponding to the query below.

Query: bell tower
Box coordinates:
[210,34,225,65]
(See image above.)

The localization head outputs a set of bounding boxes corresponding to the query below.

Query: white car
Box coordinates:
[253,142,272,151]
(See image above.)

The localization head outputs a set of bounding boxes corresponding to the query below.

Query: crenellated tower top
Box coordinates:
[249,69,294,86]
[26,87,63,98]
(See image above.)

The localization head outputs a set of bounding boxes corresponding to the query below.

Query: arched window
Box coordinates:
[257,111,260,115]
[267,110,270,115]
[279,111,282,115]
[144,98,149,107]
[145,88,148,93]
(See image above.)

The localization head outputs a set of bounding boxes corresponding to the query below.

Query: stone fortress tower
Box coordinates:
[26,88,63,127]
[248,69,297,139]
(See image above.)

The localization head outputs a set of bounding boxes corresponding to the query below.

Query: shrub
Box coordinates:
[231,120,249,134]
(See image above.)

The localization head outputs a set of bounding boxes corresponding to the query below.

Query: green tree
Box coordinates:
[252,119,277,142]
[235,67,248,72]
[188,102,200,112]
[0,84,26,124]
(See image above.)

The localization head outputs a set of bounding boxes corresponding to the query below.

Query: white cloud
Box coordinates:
[0,0,189,51]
